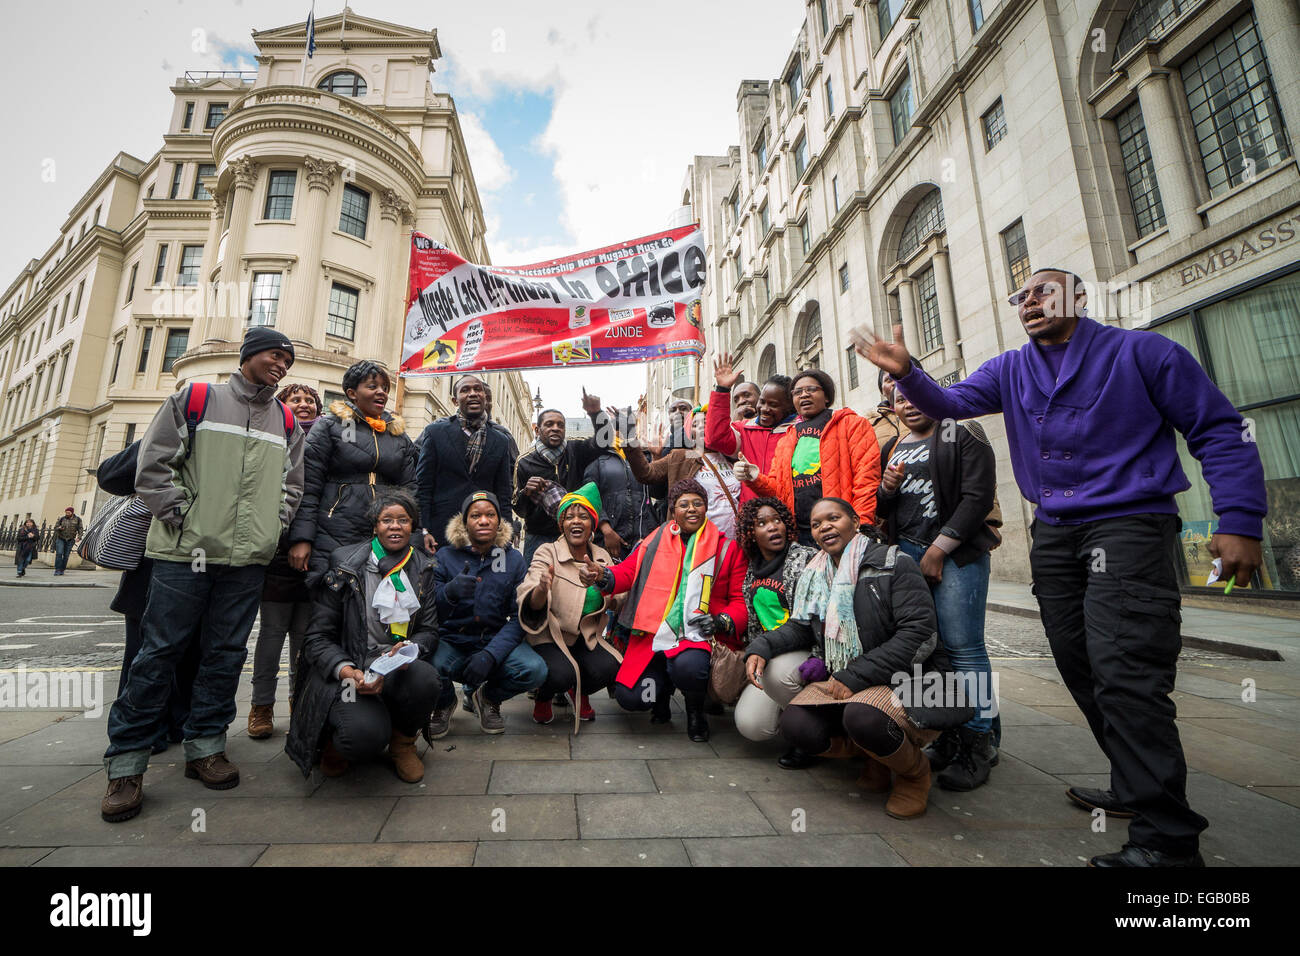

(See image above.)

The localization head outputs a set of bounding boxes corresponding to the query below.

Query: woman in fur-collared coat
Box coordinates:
[287,362,418,587]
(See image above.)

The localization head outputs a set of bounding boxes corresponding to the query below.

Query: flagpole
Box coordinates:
[300,0,315,87]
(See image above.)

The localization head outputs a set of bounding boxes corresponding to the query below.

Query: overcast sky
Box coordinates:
[0,0,803,418]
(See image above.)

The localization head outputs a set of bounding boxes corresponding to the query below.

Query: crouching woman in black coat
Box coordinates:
[744,497,974,820]
[286,491,441,784]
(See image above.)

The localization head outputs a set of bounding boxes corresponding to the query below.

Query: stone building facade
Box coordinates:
[0,11,534,533]
[669,0,1300,593]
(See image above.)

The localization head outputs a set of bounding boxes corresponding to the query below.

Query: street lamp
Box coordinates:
[532,387,543,412]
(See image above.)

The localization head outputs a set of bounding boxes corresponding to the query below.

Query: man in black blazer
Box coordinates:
[418,375,516,551]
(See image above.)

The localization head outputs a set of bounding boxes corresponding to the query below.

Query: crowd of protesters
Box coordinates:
[89,268,1267,867]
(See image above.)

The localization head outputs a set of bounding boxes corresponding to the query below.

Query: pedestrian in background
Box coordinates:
[52,507,83,575]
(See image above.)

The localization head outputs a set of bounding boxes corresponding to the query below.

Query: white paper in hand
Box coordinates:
[1206,557,1223,587]
[365,643,419,683]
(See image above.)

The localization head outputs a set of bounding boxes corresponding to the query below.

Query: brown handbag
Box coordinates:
[707,634,748,705]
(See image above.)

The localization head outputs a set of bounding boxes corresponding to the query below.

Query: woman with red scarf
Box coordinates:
[584,478,747,743]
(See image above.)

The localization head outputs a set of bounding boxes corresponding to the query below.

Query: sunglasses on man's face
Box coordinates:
[1008,282,1067,306]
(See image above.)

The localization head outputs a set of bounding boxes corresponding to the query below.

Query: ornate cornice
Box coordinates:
[379,188,413,224]
[304,156,342,192]
[230,156,259,190]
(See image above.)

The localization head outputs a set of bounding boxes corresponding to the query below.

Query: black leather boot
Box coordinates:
[937,727,996,791]
[649,693,673,724]
[923,729,961,773]
[684,692,710,742]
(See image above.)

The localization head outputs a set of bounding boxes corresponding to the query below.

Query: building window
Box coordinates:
[110,339,123,384]
[249,272,281,327]
[969,0,985,32]
[847,345,860,389]
[339,184,370,239]
[55,352,68,397]
[794,134,809,178]
[1000,219,1032,292]
[1115,0,1194,62]
[59,294,70,330]
[825,77,835,116]
[327,283,359,339]
[754,135,768,175]
[318,71,368,97]
[72,280,84,318]
[898,189,945,262]
[205,102,228,129]
[917,267,943,353]
[728,193,740,229]
[1115,100,1166,237]
[818,0,830,36]
[889,72,913,146]
[839,263,850,292]
[759,201,770,235]
[124,263,138,304]
[831,175,840,211]
[124,423,136,449]
[982,98,1007,151]
[877,0,905,43]
[733,257,742,284]
[1180,12,1292,197]
[182,101,195,130]
[176,245,203,287]
[136,327,152,373]
[193,163,216,200]
[162,329,188,373]
[800,218,811,254]
[93,205,101,226]
[786,59,803,105]
[152,244,169,285]
[169,164,185,199]
[264,170,297,220]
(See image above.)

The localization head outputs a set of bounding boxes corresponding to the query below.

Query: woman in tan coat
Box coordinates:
[518,482,623,730]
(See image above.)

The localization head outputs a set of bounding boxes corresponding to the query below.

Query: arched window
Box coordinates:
[793,303,822,369]
[897,189,945,262]
[757,344,777,383]
[1114,0,1196,64]
[317,71,367,97]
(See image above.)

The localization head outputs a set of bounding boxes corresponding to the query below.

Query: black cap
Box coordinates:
[240,327,295,367]
[461,491,500,522]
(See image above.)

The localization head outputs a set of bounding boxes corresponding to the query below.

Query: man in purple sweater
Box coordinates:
[855,268,1266,867]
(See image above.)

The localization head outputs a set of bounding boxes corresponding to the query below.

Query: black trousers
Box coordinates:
[614,649,710,711]
[533,641,621,699]
[326,659,442,762]
[1030,513,1207,856]
[780,701,905,756]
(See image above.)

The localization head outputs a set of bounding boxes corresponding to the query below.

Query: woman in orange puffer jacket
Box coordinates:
[739,368,881,545]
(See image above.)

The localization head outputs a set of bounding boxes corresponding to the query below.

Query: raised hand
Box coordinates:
[578,554,603,587]
[733,454,759,483]
[849,322,912,379]
[880,461,904,494]
[581,386,601,414]
[713,351,742,390]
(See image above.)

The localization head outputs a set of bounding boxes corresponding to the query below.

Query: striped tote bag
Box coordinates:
[77,494,153,571]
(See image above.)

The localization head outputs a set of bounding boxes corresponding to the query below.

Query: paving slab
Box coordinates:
[882,827,1128,866]
[996,671,1080,708]
[571,732,708,760]
[175,797,397,845]
[0,764,100,823]
[683,833,908,866]
[473,838,690,866]
[931,784,1095,830]
[35,845,267,866]
[648,757,817,793]
[421,734,570,761]
[0,711,76,745]
[378,794,578,842]
[993,698,1070,727]
[0,847,54,865]
[1173,721,1300,787]
[746,788,965,837]
[0,715,112,765]
[996,724,1111,775]
[1253,787,1300,809]
[1184,772,1300,867]
[578,792,775,839]
[1179,717,1300,758]
[488,759,655,794]
[314,757,492,797]
[255,843,476,866]
[57,752,319,802]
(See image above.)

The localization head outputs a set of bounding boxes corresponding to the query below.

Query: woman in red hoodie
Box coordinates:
[739,368,881,545]
[705,353,796,503]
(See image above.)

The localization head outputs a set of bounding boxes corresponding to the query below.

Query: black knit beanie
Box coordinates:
[240,327,295,366]
[461,491,501,522]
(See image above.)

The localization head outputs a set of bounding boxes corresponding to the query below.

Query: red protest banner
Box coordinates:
[400,226,707,376]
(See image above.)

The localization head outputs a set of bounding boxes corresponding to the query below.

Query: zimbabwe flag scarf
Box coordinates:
[615,518,724,688]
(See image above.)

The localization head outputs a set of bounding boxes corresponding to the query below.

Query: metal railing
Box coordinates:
[0,521,59,553]
[183,70,257,84]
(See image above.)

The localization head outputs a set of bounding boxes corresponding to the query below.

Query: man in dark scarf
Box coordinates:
[455,375,490,474]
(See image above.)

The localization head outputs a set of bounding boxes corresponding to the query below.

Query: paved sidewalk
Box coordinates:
[988,582,1300,660]
[2,643,1298,866]
[0,567,119,589]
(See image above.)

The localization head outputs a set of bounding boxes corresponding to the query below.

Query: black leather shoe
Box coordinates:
[1067,786,1136,818]
[1089,843,1205,867]
[923,729,961,773]
[649,696,673,724]
[937,728,995,791]
[777,747,818,769]
[684,693,710,743]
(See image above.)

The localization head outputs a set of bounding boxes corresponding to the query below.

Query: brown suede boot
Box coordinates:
[388,730,424,783]
[873,738,931,819]
[819,736,864,760]
[247,704,274,740]
[856,755,892,793]
[320,739,349,777]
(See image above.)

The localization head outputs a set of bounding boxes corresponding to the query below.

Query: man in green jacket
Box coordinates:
[101,327,305,822]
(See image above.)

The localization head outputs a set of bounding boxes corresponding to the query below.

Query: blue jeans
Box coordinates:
[53,537,74,572]
[433,638,547,707]
[15,549,35,575]
[898,540,996,735]
[104,560,265,777]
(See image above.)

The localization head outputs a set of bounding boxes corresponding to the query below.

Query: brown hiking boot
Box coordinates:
[320,739,349,777]
[185,752,240,790]
[389,730,425,783]
[856,755,892,793]
[874,739,931,819]
[247,704,274,740]
[101,774,144,822]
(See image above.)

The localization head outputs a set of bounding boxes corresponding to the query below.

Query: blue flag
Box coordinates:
[306,7,316,58]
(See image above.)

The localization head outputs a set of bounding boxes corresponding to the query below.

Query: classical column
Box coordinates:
[369,189,415,368]
[209,156,259,343]
[1134,69,1201,240]
[932,249,961,365]
[281,156,340,346]
[896,277,921,356]
[192,191,226,345]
